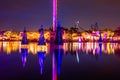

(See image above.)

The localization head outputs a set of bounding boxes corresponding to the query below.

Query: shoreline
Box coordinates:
[0,40,120,43]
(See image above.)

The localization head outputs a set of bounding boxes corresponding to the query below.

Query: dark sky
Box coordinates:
[0,0,120,31]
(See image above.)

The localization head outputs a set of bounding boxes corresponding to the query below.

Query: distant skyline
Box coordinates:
[0,0,120,31]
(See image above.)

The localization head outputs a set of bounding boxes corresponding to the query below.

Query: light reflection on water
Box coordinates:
[0,41,119,55]
[0,41,120,80]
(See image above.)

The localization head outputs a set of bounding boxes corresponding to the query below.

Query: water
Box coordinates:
[0,41,120,80]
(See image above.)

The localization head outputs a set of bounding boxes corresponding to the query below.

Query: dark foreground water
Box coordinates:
[0,41,120,80]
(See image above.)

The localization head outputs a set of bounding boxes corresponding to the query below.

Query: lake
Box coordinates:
[0,41,120,80]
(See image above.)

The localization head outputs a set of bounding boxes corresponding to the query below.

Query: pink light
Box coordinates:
[53,0,57,31]
[52,53,57,80]
[78,37,81,42]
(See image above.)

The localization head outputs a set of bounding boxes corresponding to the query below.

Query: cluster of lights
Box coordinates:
[0,41,119,55]
[0,29,119,42]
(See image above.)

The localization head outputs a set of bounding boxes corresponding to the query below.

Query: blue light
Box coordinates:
[38,52,46,75]
[99,43,102,56]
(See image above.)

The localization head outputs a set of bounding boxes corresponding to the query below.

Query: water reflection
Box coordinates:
[99,43,102,55]
[38,51,46,75]
[52,45,64,80]
[21,48,28,68]
[76,51,80,63]
[0,41,119,55]
[0,41,20,54]
[54,47,63,75]
[0,41,120,80]
[37,44,46,75]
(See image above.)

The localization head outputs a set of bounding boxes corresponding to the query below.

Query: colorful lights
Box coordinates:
[0,29,119,42]
[0,41,119,55]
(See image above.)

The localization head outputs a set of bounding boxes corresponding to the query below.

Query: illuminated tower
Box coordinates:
[53,0,57,31]
[98,32,102,43]
[38,25,46,45]
[55,22,63,45]
[21,27,28,44]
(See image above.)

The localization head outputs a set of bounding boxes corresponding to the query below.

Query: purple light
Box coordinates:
[53,0,57,31]
[52,53,57,80]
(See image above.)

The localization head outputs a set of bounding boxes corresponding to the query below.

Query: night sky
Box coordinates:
[0,0,120,31]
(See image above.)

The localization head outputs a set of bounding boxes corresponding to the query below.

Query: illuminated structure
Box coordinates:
[0,29,118,42]
[55,22,63,45]
[38,25,46,45]
[21,27,28,44]
[98,32,102,42]
[53,0,57,31]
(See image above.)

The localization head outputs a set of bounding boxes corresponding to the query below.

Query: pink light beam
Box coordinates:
[53,0,57,31]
